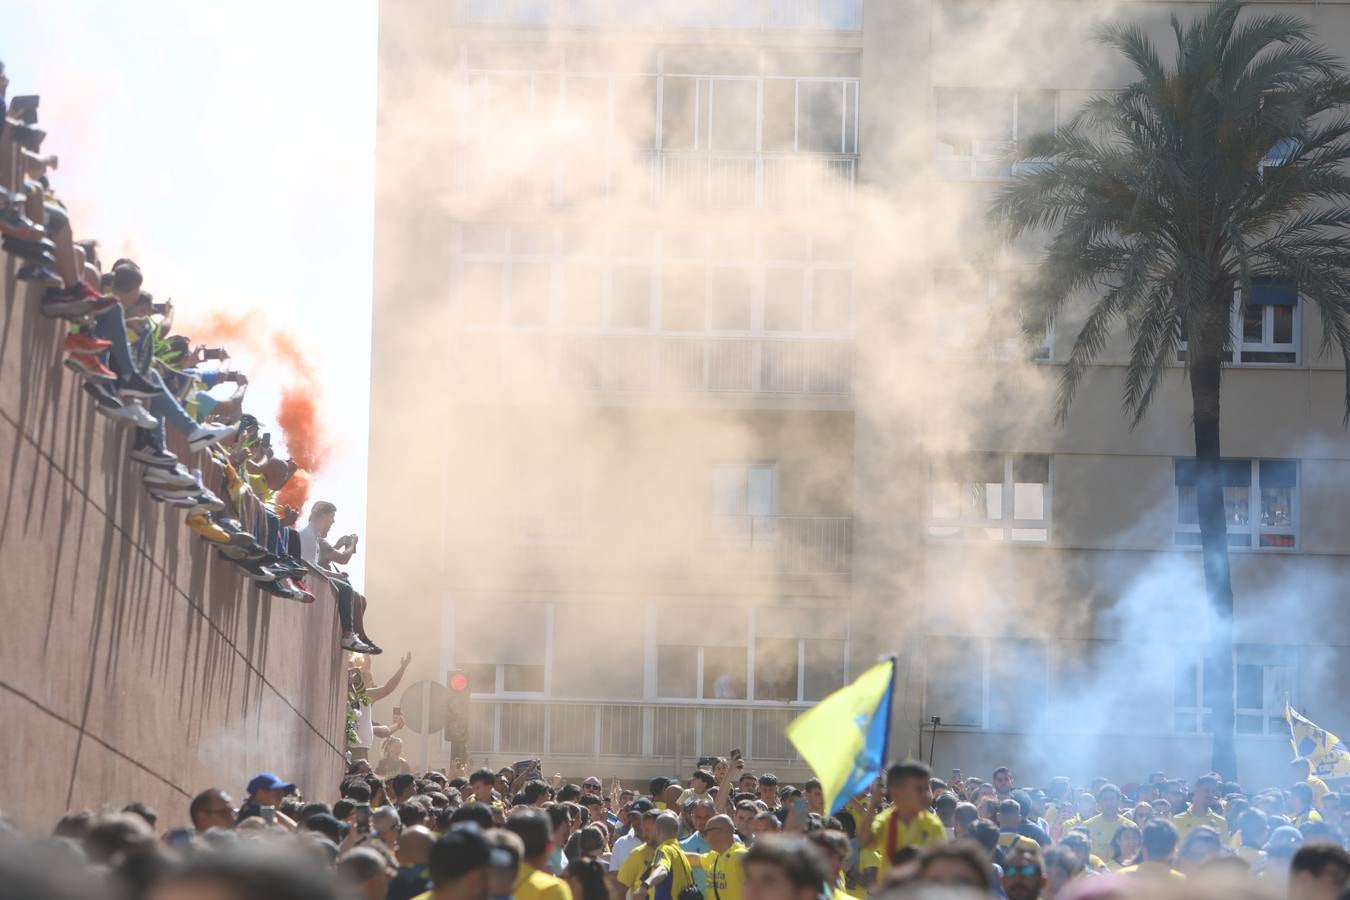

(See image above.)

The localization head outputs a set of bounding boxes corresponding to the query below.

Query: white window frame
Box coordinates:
[926,453,1052,543]
[1172,645,1297,736]
[1173,458,1298,552]
[922,637,1050,730]
[654,644,750,701]
[659,75,861,155]
[1176,292,1300,367]
[749,636,849,703]
[932,88,1059,179]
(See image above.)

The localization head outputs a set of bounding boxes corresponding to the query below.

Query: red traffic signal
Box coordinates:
[450,672,469,692]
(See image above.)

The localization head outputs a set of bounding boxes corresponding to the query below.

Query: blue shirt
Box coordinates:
[680,832,710,893]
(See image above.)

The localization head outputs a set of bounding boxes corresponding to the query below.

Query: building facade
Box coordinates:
[367,0,1350,787]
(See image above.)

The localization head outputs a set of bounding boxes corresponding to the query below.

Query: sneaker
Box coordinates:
[82,380,123,412]
[45,283,116,317]
[147,490,198,507]
[0,207,44,242]
[124,399,159,429]
[186,421,238,454]
[64,354,117,382]
[41,294,98,319]
[91,394,156,429]
[340,634,375,653]
[64,332,112,353]
[16,264,62,285]
[114,372,160,400]
[0,236,56,264]
[190,488,226,512]
[186,512,233,544]
[143,465,198,491]
[232,556,283,582]
[358,636,383,655]
[128,441,178,468]
[257,577,315,603]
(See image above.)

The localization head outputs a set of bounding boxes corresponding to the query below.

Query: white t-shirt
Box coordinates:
[352,700,374,749]
[298,522,321,567]
[610,829,641,872]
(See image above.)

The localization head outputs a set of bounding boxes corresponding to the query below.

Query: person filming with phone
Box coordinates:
[236,773,299,829]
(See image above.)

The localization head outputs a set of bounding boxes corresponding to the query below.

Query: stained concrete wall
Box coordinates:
[0,251,346,830]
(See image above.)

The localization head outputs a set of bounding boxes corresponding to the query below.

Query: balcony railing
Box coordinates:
[456,0,862,31]
[466,699,808,765]
[456,333,853,397]
[708,515,852,574]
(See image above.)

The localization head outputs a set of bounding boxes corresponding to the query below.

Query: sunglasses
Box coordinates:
[1006,865,1041,878]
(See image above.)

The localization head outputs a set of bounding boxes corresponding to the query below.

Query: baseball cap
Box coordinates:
[1265,825,1304,852]
[247,773,297,795]
[430,826,491,883]
[628,799,656,814]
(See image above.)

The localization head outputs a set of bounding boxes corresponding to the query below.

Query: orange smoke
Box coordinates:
[182,309,334,509]
[276,467,312,513]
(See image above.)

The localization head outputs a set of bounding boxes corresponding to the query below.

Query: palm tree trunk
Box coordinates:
[1187,307,1238,781]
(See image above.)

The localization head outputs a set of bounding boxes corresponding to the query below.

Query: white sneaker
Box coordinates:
[143,465,199,491]
[104,399,157,429]
[187,421,238,453]
[340,634,375,653]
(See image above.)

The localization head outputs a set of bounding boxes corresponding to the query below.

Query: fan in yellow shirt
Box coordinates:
[505,809,575,900]
[1293,758,1331,811]
[633,815,694,900]
[688,815,748,900]
[862,763,947,878]
[1117,818,1185,881]
[1171,776,1228,843]
[1077,784,1133,860]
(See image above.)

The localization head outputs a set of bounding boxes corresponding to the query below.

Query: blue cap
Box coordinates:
[1265,825,1303,851]
[247,772,296,795]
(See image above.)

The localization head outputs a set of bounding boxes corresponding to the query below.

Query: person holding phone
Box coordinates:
[375,734,412,777]
[235,772,299,829]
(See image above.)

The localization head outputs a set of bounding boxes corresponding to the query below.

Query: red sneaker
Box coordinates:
[64,332,112,354]
[64,353,116,382]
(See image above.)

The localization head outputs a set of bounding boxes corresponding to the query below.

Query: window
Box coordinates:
[928,454,1050,542]
[925,637,1048,730]
[712,464,778,545]
[656,644,747,699]
[1177,280,1299,365]
[1174,458,1297,549]
[763,231,853,334]
[664,76,859,155]
[750,637,847,702]
[461,663,546,695]
[1173,645,1296,735]
[933,88,1058,178]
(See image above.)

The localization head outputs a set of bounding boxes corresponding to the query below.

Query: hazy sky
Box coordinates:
[7,1,378,586]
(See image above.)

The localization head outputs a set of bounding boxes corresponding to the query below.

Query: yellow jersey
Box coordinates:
[651,839,694,900]
[706,843,748,900]
[514,864,573,900]
[1078,814,1134,861]
[1172,807,1228,843]
[1118,862,1185,879]
[618,843,655,891]
[869,808,946,874]
[1308,775,1331,811]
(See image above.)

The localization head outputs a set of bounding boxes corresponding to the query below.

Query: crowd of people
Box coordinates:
[0,62,381,653]
[7,751,1350,900]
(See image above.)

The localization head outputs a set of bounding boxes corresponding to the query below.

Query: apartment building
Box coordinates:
[366,0,1350,787]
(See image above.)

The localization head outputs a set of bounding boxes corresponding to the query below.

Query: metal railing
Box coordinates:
[708,515,852,574]
[561,334,854,395]
[648,152,857,208]
[456,0,862,31]
[467,699,807,764]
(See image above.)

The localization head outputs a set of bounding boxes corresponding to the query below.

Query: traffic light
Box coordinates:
[446,669,470,743]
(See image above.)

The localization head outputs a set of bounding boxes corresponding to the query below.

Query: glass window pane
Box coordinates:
[1272,305,1294,344]
[461,663,497,693]
[503,664,545,693]
[711,80,757,152]
[811,269,852,331]
[662,77,697,150]
[1177,485,1199,526]
[704,647,746,699]
[710,268,753,330]
[712,466,744,515]
[798,81,845,153]
[561,263,604,326]
[931,481,961,520]
[1243,304,1264,343]
[658,645,698,697]
[462,261,507,325]
[803,639,846,701]
[1225,486,1251,527]
[609,266,651,327]
[1261,487,1293,527]
[764,268,805,331]
[1174,659,1198,706]
[1236,664,1263,708]
[962,482,1002,520]
[1013,454,1050,484]
[755,638,800,701]
[763,79,797,151]
[747,466,776,516]
[661,264,706,331]
[935,88,1012,156]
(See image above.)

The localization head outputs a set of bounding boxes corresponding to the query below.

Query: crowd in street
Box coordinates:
[5,751,1350,900]
[0,62,382,653]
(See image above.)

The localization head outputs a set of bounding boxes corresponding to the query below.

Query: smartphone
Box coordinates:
[950,769,962,781]
[10,95,39,124]
[164,827,195,847]
[203,347,228,361]
[354,804,371,830]
[792,797,810,820]
[393,706,402,718]
[697,756,718,768]
[512,758,535,776]
[260,805,276,824]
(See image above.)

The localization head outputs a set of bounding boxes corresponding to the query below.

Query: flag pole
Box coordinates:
[880,653,898,771]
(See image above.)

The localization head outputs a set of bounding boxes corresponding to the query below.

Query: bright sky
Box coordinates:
[7,2,378,587]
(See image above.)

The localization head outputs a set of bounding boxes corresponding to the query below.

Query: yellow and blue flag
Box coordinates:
[1287,705,1350,782]
[786,658,895,815]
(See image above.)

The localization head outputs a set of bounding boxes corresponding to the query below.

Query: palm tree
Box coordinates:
[990,0,1350,779]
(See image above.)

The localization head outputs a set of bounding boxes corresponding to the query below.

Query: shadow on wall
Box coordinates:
[0,250,346,828]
